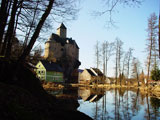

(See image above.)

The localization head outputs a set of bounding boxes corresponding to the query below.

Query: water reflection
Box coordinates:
[150,97,160,119]
[48,87,160,120]
[78,87,160,120]
[78,87,105,102]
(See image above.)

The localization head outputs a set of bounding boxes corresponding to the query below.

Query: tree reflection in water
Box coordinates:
[150,97,160,119]
[77,87,160,120]
[49,87,160,120]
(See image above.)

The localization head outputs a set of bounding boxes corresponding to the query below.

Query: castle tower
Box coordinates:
[44,34,52,59]
[56,23,67,38]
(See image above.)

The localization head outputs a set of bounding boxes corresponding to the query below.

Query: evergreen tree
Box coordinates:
[146,13,158,85]
[151,64,160,81]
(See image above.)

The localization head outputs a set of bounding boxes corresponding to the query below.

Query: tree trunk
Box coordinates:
[103,57,105,75]
[159,13,160,58]
[106,60,108,78]
[22,0,39,49]
[5,0,18,58]
[147,37,153,86]
[0,0,10,52]
[115,55,118,85]
[19,0,54,62]
[127,58,130,79]
[1,0,17,57]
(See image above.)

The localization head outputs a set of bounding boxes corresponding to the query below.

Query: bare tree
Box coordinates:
[101,41,114,76]
[105,41,114,77]
[114,37,123,85]
[118,40,123,77]
[0,0,12,51]
[101,42,106,75]
[146,13,158,86]
[95,40,101,69]
[115,40,118,85]
[1,0,18,57]
[16,0,79,49]
[0,0,79,61]
[159,12,160,58]
[126,48,134,79]
[131,57,141,86]
[122,52,127,75]
[93,0,143,27]
[19,0,55,62]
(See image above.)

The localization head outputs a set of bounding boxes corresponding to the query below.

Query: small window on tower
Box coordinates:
[66,40,69,43]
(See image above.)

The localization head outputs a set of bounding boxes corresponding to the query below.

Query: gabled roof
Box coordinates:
[91,68,104,76]
[86,69,96,76]
[26,62,37,69]
[40,60,63,72]
[46,33,79,49]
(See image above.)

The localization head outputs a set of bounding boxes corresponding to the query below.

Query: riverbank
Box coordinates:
[42,82,160,98]
[0,60,92,120]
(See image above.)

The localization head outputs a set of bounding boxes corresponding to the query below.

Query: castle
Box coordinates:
[44,23,80,83]
[44,23,79,61]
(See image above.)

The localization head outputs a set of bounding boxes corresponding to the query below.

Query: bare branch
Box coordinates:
[92,0,143,27]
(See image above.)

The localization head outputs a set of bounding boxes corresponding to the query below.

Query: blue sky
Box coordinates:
[44,0,159,77]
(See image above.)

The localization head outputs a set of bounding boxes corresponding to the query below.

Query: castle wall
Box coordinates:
[65,44,79,60]
[44,40,79,61]
[44,41,64,60]
[49,42,63,60]
[44,42,50,58]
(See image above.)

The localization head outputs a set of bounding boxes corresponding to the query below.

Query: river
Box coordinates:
[50,87,160,120]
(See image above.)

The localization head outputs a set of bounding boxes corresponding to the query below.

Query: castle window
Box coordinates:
[66,40,69,43]
[61,48,64,51]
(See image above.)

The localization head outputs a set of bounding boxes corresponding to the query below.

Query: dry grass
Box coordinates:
[42,82,64,90]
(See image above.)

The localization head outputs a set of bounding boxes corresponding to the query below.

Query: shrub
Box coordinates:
[151,64,160,81]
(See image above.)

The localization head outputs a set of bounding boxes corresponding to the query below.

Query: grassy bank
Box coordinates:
[43,81,160,99]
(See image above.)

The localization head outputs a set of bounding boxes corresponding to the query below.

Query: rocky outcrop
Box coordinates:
[0,59,92,120]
